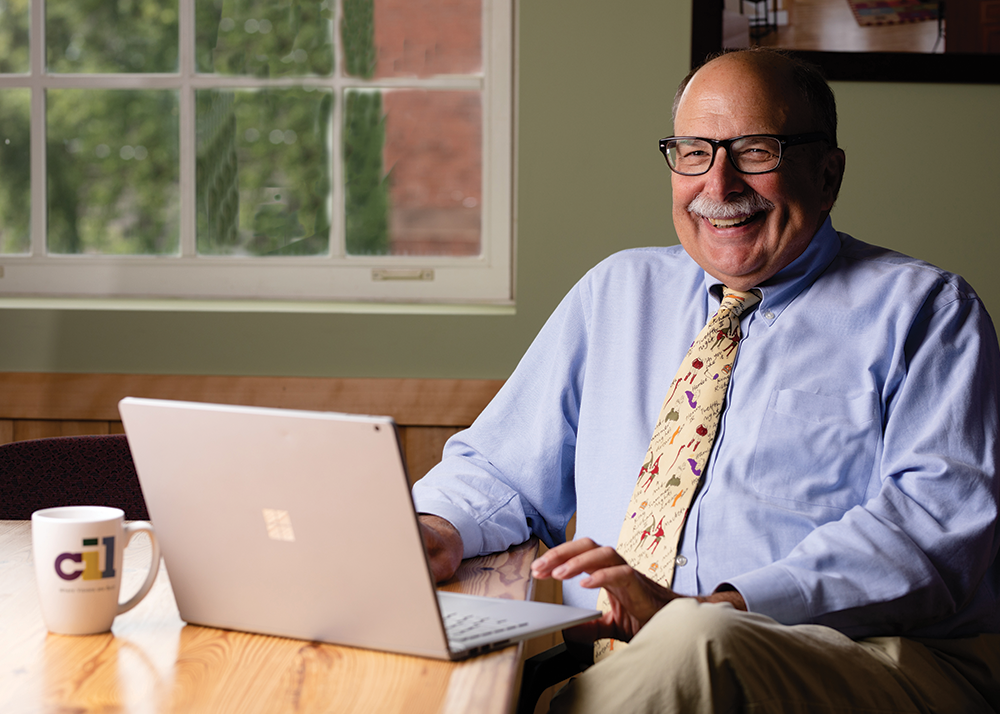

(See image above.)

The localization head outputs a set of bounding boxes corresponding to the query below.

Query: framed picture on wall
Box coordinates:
[691,0,1000,83]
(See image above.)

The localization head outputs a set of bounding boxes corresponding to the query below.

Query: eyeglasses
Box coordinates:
[658,133,830,176]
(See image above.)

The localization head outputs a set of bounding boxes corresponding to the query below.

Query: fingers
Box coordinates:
[576,562,640,590]
[529,538,595,578]
[531,537,682,643]
[531,538,625,582]
[603,569,677,629]
[537,537,682,640]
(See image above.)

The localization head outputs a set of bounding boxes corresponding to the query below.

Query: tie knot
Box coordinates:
[718,288,760,319]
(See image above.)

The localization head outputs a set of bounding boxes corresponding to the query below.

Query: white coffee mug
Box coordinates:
[32,505,160,635]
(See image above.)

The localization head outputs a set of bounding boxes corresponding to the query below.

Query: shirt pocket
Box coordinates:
[749,389,880,511]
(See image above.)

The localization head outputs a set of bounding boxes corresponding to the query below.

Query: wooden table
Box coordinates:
[0,521,538,714]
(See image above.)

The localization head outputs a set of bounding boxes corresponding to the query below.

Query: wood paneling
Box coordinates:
[0,372,503,482]
[0,372,503,425]
[10,420,112,442]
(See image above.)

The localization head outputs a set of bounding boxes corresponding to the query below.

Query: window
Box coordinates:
[0,0,514,304]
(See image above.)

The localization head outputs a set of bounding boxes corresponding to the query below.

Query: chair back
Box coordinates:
[0,434,148,520]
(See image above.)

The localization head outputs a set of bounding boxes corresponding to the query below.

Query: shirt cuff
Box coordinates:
[724,564,811,625]
[414,499,484,560]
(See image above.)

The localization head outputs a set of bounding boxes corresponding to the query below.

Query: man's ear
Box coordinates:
[820,147,847,211]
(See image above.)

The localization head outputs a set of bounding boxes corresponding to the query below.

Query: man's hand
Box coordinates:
[531,538,746,645]
[531,538,676,644]
[418,514,464,583]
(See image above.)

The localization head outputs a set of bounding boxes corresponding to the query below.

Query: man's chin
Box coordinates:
[694,243,770,289]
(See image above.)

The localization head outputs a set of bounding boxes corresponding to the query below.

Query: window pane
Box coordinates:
[196,0,334,77]
[46,0,179,73]
[46,89,180,255]
[379,0,481,78]
[345,89,481,257]
[0,0,30,73]
[196,87,332,256]
[0,89,30,254]
[343,0,481,79]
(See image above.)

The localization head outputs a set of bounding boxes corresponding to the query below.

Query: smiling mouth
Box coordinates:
[706,213,762,229]
[688,190,774,230]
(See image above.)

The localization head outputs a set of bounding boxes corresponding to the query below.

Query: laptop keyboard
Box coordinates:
[443,610,531,646]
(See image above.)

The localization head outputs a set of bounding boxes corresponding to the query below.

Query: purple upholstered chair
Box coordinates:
[0,434,148,520]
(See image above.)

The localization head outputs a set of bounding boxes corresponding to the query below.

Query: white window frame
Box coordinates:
[0,0,514,306]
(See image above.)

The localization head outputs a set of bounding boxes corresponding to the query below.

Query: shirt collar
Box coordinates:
[702,216,841,324]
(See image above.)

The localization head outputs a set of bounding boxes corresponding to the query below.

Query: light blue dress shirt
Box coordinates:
[413,218,1000,638]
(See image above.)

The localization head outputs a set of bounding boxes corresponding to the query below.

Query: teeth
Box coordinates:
[708,215,753,228]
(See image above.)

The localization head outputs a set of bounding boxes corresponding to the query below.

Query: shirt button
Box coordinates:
[762,310,775,320]
[675,555,688,567]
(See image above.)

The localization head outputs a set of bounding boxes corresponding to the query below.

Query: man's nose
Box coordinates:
[702,148,747,200]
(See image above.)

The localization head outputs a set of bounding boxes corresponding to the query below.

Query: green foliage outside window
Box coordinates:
[1,0,395,260]
[196,87,333,256]
[0,89,30,254]
[342,0,390,256]
[344,90,390,256]
[46,89,181,255]
[47,0,179,73]
[341,0,376,80]
[0,2,31,252]
[196,0,335,77]
[0,0,30,73]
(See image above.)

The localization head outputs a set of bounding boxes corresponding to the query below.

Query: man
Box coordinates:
[415,48,1000,711]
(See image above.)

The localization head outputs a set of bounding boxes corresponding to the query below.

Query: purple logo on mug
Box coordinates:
[54,536,116,581]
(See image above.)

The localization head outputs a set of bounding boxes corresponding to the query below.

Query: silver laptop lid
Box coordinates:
[119,397,453,659]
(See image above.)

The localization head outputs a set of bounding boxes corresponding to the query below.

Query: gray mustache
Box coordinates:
[687,191,775,219]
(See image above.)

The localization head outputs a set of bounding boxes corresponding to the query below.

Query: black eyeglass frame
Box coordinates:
[658,132,831,176]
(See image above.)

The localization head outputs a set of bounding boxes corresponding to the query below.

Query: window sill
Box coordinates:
[0,297,516,316]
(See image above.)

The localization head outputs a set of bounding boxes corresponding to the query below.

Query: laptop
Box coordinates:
[118,397,599,660]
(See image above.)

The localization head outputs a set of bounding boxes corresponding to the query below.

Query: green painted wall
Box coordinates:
[1,1,997,379]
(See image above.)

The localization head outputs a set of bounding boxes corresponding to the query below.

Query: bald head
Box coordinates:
[672,49,838,149]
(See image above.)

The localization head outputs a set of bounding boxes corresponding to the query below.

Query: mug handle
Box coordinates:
[117,521,161,615]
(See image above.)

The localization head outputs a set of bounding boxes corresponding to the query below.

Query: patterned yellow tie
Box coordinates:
[593,287,760,661]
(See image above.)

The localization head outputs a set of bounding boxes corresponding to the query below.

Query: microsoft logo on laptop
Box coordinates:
[263,509,295,542]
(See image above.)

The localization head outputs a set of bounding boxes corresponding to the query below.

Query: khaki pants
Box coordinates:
[549,598,1000,713]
